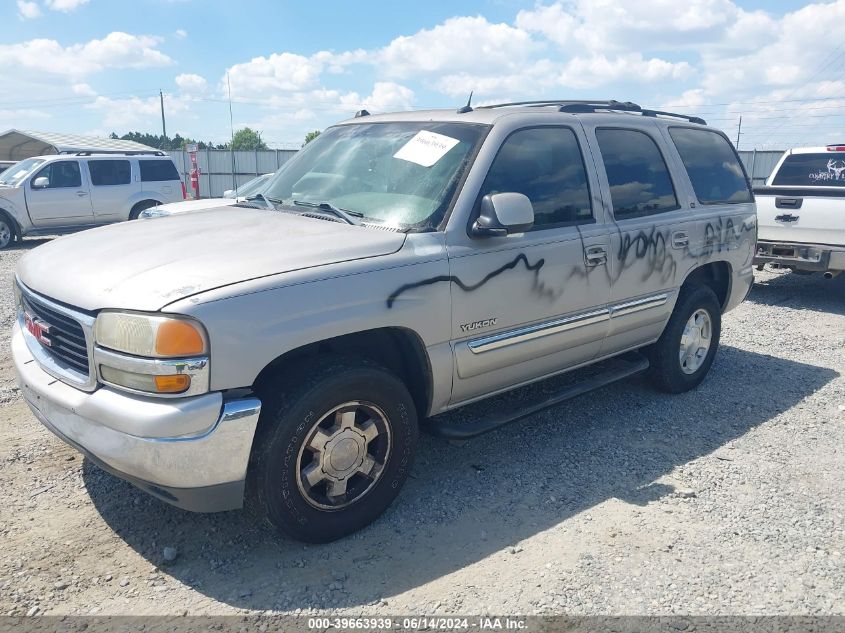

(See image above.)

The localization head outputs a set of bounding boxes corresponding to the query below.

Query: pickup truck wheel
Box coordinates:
[248,357,418,543]
[0,216,12,250]
[647,284,721,393]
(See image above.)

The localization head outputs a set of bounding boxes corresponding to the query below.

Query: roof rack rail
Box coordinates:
[476,99,706,125]
[59,150,166,156]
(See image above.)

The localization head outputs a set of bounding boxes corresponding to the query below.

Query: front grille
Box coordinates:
[21,292,90,377]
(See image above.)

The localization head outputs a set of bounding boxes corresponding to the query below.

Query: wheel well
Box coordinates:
[0,209,20,240]
[253,328,432,418]
[130,199,161,217]
[682,261,731,310]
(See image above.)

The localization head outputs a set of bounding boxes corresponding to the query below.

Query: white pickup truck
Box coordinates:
[753,145,845,278]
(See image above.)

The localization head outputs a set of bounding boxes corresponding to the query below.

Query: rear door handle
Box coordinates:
[671,231,689,248]
[584,246,607,267]
[76,191,88,197]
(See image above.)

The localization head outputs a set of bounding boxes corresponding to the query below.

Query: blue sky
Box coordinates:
[1,0,843,149]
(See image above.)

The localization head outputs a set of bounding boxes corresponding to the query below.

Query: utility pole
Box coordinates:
[735,116,742,149]
[159,90,167,140]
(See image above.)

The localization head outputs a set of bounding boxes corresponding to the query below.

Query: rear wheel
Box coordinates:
[647,284,721,393]
[129,200,159,220]
[247,356,418,542]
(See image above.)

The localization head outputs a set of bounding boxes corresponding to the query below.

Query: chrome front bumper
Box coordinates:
[12,322,261,512]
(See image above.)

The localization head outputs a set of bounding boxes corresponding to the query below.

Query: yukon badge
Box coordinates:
[460,318,498,333]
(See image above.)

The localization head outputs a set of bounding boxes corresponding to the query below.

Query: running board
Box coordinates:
[425,354,650,439]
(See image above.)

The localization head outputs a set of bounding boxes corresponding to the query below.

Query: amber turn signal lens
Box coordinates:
[154,374,191,393]
[155,320,205,356]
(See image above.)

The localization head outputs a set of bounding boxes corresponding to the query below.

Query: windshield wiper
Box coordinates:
[244,193,278,210]
[292,199,363,225]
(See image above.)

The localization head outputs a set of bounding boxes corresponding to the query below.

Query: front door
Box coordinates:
[446,125,613,406]
[26,160,93,227]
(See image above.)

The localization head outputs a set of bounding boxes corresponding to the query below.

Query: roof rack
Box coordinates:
[59,150,166,156]
[475,100,706,125]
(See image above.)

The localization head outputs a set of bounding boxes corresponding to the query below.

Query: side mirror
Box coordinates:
[471,193,534,237]
[32,176,49,189]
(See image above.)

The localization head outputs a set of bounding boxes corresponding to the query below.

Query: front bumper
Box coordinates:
[753,241,845,272]
[12,322,261,512]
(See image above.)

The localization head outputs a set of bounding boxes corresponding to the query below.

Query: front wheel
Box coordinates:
[247,356,418,542]
[0,215,14,250]
[647,284,721,393]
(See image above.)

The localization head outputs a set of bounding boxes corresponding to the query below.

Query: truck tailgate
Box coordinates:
[755,187,845,245]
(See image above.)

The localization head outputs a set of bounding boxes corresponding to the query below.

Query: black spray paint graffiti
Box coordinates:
[614,225,677,284]
[386,253,551,308]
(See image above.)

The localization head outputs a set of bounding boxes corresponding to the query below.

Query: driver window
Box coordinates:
[33,161,82,189]
[476,127,594,229]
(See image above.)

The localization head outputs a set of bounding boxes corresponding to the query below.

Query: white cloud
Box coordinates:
[85,94,190,129]
[174,29,188,39]
[340,82,415,112]
[44,0,89,11]
[225,52,326,97]
[377,16,536,78]
[0,32,173,78]
[175,73,208,94]
[71,82,96,96]
[16,1,42,19]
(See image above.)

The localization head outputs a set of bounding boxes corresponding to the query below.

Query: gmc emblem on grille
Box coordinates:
[23,311,51,347]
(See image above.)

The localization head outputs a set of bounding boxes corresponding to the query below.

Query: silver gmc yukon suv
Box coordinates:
[12,101,757,542]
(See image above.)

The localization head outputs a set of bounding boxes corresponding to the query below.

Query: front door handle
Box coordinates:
[584,246,607,267]
[76,191,88,197]
[672,231,689,248]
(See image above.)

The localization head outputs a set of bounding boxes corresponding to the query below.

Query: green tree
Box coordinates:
[228,127,267,151]
[303,130,321,146]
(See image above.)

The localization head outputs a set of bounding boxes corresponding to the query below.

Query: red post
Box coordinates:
[187,144,200,199]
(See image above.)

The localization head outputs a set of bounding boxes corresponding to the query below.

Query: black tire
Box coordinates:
[646,284,721,394]
[0,212,15,250]
[247,356,418,543]
[129,200,160,220]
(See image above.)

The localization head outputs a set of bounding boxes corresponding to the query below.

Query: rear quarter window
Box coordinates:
[772,153,845,187]
[669,127,753,204]
[139,159,180,182]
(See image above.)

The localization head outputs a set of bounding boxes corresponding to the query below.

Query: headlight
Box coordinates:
[95,311,207,358]
[94,311,209,396]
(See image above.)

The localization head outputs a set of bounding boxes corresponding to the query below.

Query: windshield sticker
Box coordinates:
[393,131,460,167]
[809,159,845,183]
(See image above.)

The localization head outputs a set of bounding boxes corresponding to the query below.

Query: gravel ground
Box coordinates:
[1,237,843,617]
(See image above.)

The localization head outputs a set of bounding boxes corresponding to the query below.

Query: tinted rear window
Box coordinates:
[89,159,131,186]
[669,128,753,204]
[772,153,845,187]
[139,159,180,182]
[595,128,679,219]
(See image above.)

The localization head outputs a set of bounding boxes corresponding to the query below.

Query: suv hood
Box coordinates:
[17,207,406,311]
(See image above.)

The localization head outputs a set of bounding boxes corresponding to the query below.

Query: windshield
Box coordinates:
[0,157,47,186]
[226,173,273,199]
[772,153,845,187]
[262,121,487,229]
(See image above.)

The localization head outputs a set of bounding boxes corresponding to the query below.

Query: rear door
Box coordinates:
[139,159,182,203]
[756,152,845,245]
[86,158,136,222]
[25,160,93,227]
[584,123,691,354]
